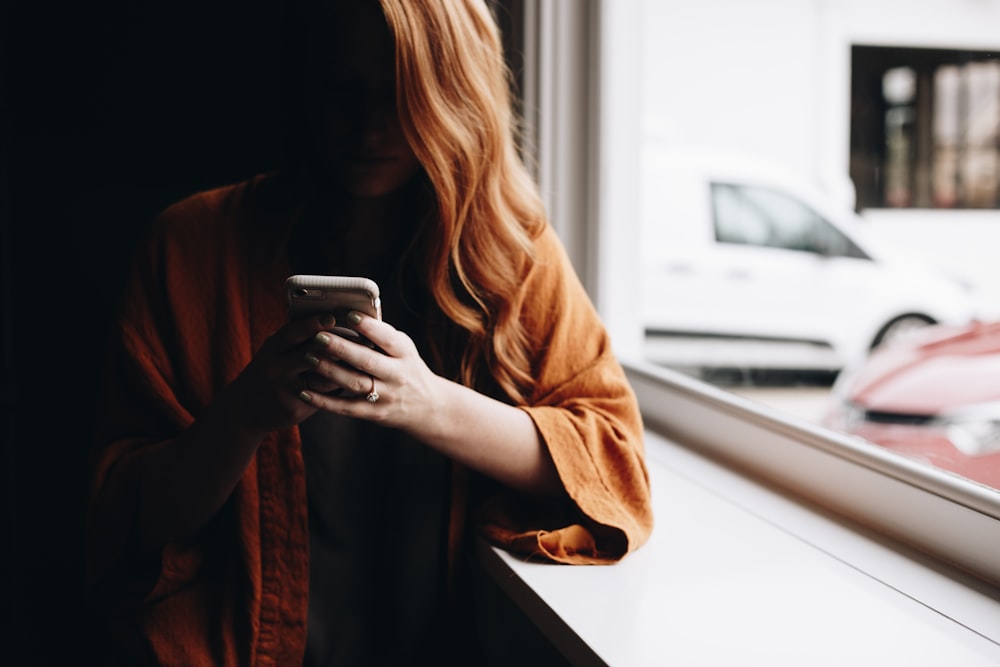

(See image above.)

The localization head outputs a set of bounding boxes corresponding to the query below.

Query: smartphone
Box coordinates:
[285,274,382,343]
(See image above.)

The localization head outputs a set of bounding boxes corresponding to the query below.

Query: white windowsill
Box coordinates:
[479,429,1000,666]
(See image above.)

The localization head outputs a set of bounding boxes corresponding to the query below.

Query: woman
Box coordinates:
[86,0,652,664]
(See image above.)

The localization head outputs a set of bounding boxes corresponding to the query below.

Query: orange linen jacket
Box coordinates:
[86,175,653,666]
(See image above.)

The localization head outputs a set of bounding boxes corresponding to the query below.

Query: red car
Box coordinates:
[823,320,1000,490]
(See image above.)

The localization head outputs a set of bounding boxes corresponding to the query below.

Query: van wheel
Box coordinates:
[872,314,934,349]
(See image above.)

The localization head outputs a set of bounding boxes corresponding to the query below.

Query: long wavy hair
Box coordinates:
[380,0,546,403]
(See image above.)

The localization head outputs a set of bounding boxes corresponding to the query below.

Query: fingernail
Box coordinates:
[298,391,312,403]
[347,311,362,325]
[320,313,337,327]
[315,332,332,345]
[304,353,320,367]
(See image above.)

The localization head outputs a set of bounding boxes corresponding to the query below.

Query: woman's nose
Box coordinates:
[347,88,395,131]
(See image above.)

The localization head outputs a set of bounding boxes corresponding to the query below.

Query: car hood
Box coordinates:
[845,321,1000,414]
[854,229,982,294]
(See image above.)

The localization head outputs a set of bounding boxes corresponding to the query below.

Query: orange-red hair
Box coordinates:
[379,0,546,403]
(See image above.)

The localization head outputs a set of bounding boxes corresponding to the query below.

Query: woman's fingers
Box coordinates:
[349,313,410,357]
[296,311,443,432]
[310,322,395,375]
[298,313,399,399]
[265,313,340,354]
[304,343,382,394]
[228,314,350,430]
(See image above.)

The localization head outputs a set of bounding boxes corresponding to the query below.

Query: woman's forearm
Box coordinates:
[413,376,563,496]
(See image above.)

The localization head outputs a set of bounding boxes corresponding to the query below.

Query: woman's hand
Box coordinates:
[296,311,442,434]
[221,313,346,438]
[299,312,563,495]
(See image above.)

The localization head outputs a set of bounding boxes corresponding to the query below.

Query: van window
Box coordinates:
[713,183,868,258]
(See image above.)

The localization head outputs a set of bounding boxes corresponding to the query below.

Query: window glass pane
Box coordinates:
[635,0,1000,492]
[853,46,1000,210]
[712,183,865,258]
[713,185,769,246]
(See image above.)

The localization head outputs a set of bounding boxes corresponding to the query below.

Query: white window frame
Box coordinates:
[523,0,1000,590]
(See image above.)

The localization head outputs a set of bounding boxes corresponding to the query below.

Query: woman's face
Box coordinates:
[303,1,421,198]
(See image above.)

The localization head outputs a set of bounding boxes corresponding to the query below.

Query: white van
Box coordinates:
[639,146,987,372]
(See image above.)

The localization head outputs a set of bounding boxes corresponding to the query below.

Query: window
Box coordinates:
[712,183,867,258]
[624,0,1000,496]
[852,46,1000,210]
[515,0,1000,589]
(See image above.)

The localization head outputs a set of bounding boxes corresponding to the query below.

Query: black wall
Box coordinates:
[4,2,284,662]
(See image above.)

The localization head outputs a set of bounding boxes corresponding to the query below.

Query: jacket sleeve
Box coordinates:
[85,204,216,611]
[477,226,653,564]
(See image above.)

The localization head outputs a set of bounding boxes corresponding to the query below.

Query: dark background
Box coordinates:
[3,2,284,662]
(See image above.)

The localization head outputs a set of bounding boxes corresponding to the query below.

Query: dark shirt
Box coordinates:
[299,412,451,666]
